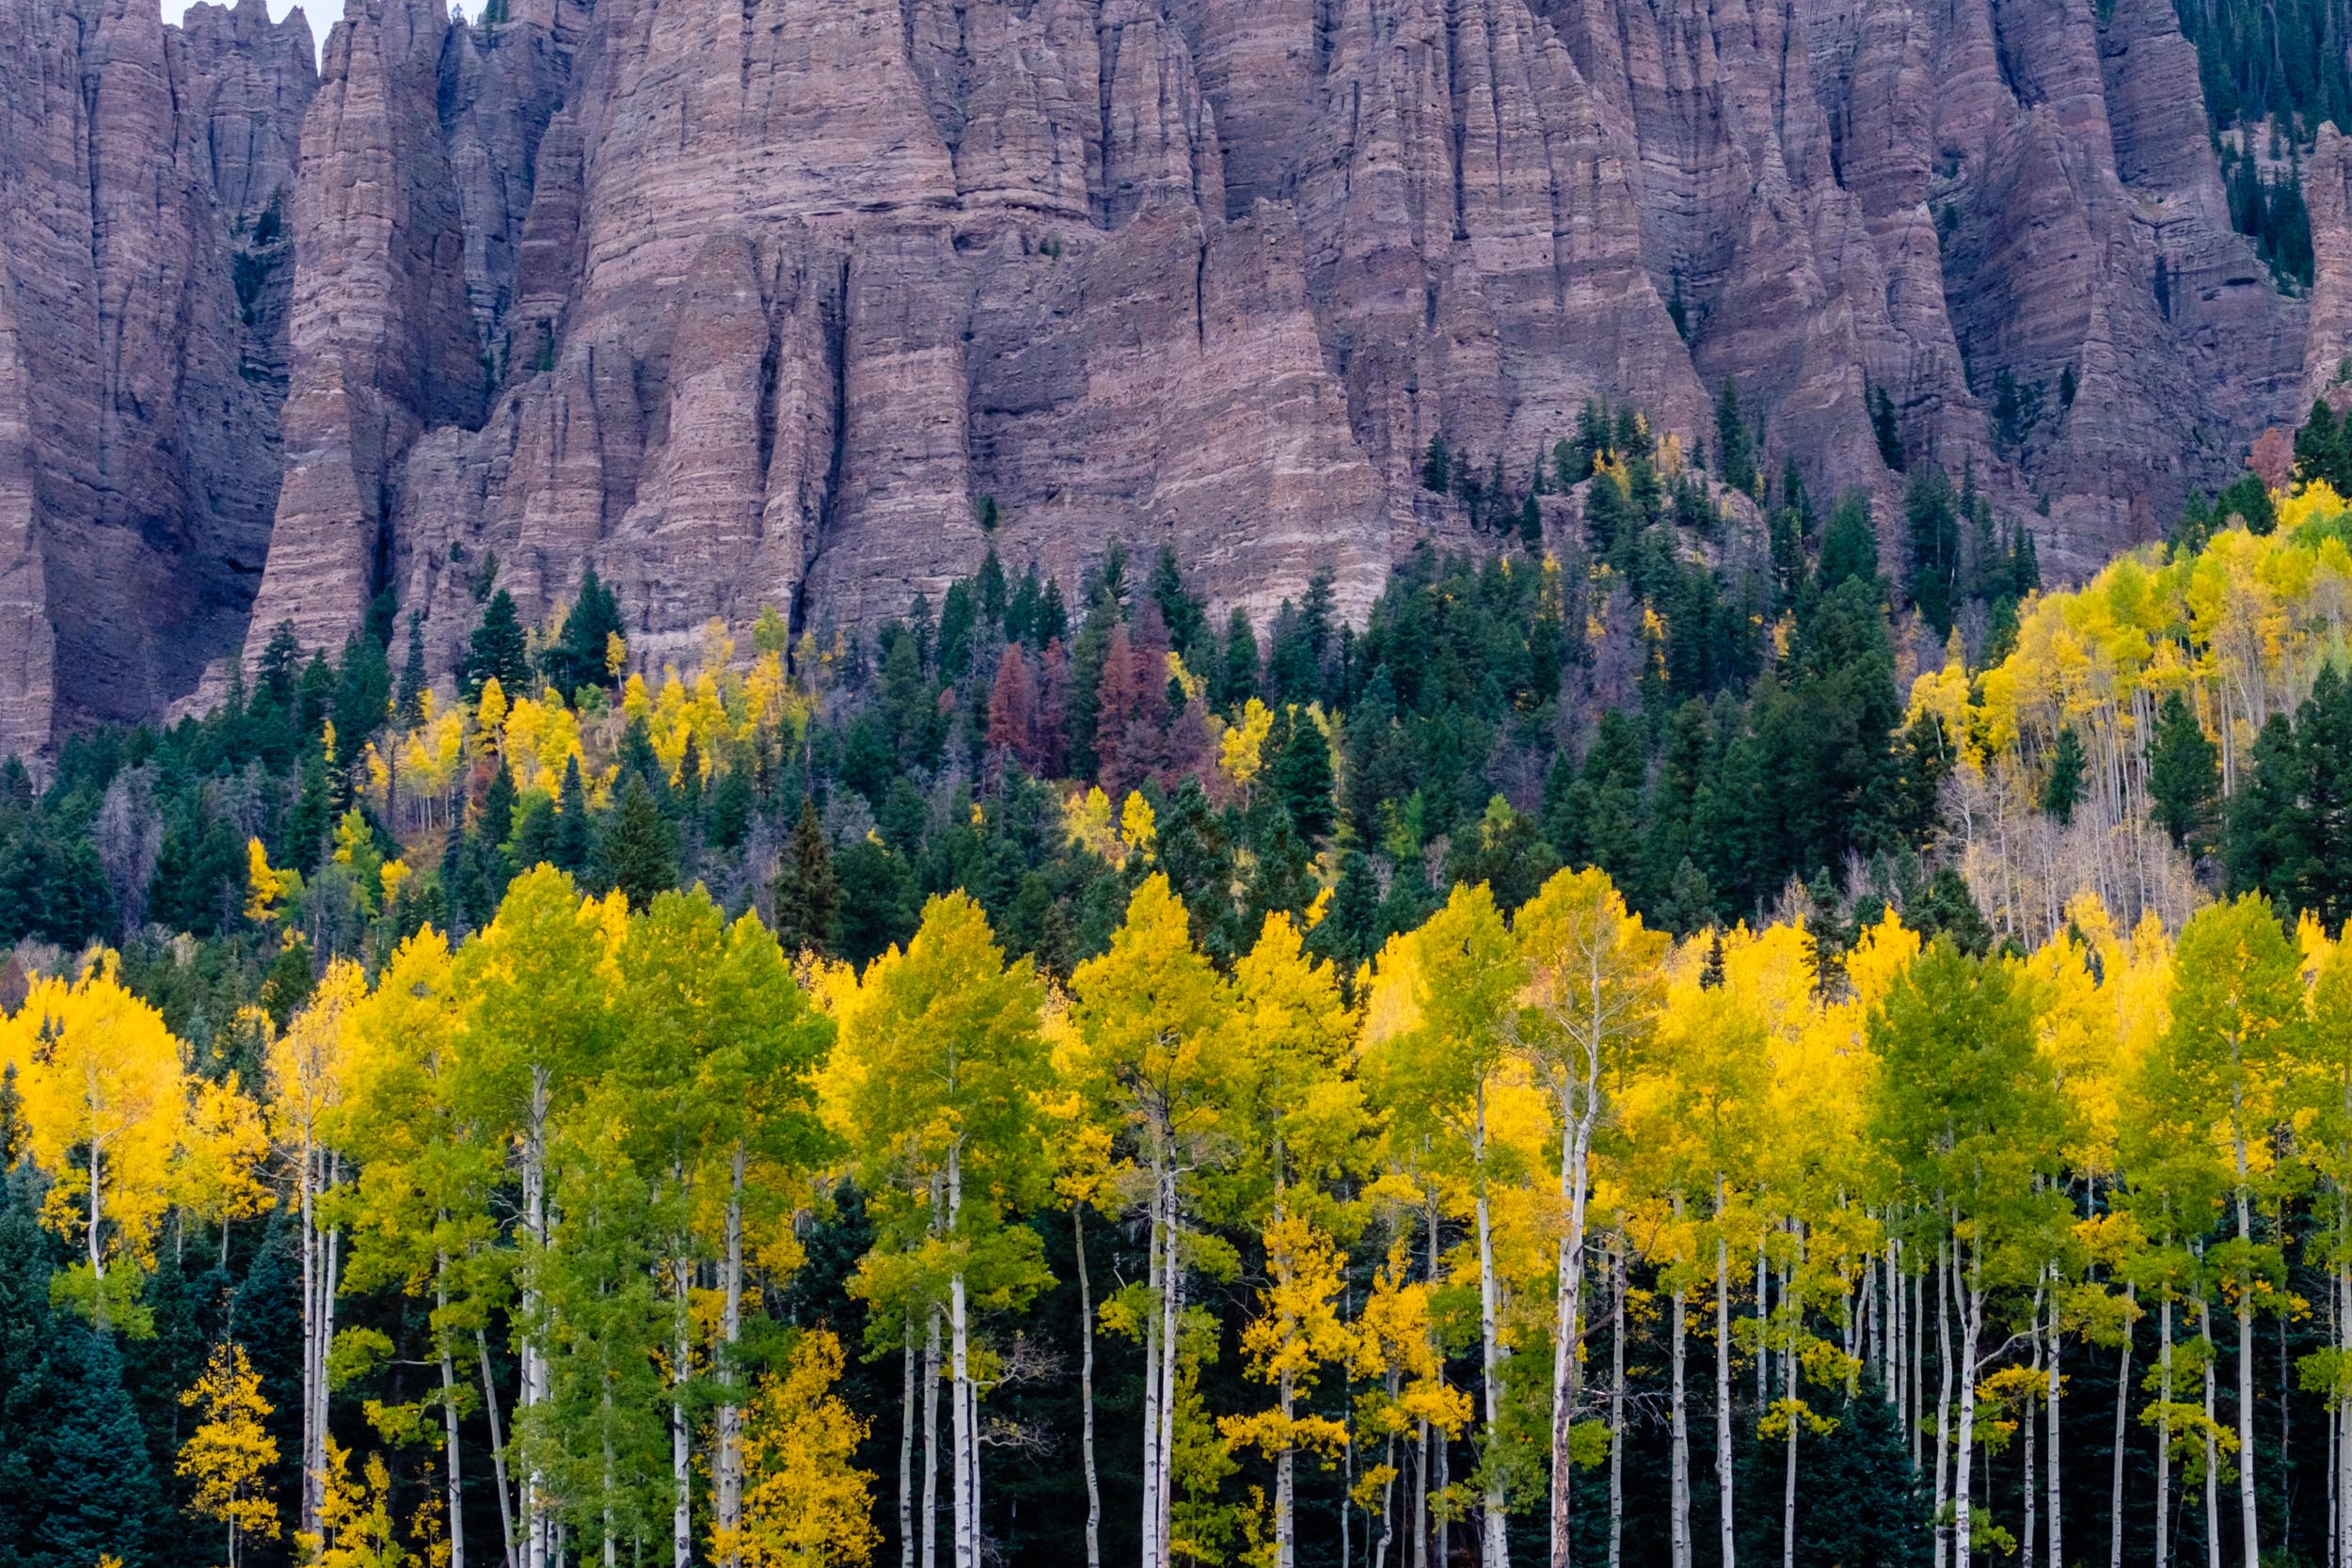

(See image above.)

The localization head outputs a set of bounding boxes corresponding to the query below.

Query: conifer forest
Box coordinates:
[15,404,2352,1568]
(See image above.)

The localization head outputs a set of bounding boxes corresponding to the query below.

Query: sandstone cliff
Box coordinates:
[4,0,2348,750]
[0,0,314,755]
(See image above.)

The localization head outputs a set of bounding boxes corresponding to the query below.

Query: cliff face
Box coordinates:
[0,0,314,755]
[4,0,2349,749]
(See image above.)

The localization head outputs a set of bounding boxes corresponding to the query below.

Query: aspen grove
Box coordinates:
[3,862,2349,1568]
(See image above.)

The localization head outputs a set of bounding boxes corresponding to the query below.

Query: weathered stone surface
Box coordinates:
[0,0,313,755]
[6,0,2347,745]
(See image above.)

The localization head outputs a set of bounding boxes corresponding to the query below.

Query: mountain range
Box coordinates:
[2,0,2344,757]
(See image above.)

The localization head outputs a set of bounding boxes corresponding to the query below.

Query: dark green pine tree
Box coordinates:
[30,1311,163,1568]
[1816,490,1882,593]
[1215,609,1261,709]
[2226,711,2304,903]
[552,755,595,877]
[459,588,532,698]
[332,628,392,751]
[2287,662,2352,926]
[597,775,677,911]
[1267,705,1337,842]
[1903,466,1961,636]
[0,1163,56,1563]
[540,567,624,696]
[770,800,840,958]
[2148,689,2221,855]
[2041,724,2087,825]
[395,612,430,724]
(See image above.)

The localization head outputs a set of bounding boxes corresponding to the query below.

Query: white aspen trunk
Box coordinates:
[1073,1207,1102,1568]
[1780,1251,1797,1568]
[1716,1179,1736,1568]
[1934,1237,1954,1568]
[2045,1282,2061,1568]
[2156,1298,2173,1568]
[718,1149,746,1566]
[1378,1409,1399,1568]
[1551,1086,1597,1568]
[2024,1281,2041,1568]
[1278,1359,1297,1568]
[477,1329,518,1568]
[1475,1084,1509,1568]
[1912,1266,1925,1473]
[437,1256,467,1568]
[1140,1176,1164,1568]
[2112,1286,2134,1568]
[1669,1199,1692,1568]
[1422,1197,1442,1568]
[1154,1153,1181,1568]
[900,1320,916,1568]
[522,1072,552,1568]
[2233,1173,2261,1568]
[1609,1240,1627,1568]
[947,1144,977,1568]
[922,1309,941,1568]
[2338,1256,2351,1568]
[299,1132,320,1541]
[1756,1238,1770,1409]
[2200,1292,2221,1568]
[1955,1279,1984,1568]
[673,1250,692,1568]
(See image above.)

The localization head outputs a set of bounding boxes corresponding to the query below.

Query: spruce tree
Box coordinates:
[459,589,531,698]
[770,800,840,958]
[32,1313,162,1568]
[395,612,429,724]
[2148,690,2220,854]
[2041,724,2087,824]
[598,775,677,911]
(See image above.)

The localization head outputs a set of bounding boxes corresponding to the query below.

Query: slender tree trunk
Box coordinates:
[1550,1084,1597,1568]
[1157,1157,1181,1568]
[1475,1084,1508,1568]
[922,1309,941,1568]
[2200,1292,2221,1568]
[2112,1286,2134,1568]
[673,1248,692,1568]
[1669,1196,1692,1568]
[437,1254,467,1568]
[1422,1196,1442,1568]
[717,1148,747,1566]
[1073,1206,1102,1568]
[477,1329,517,1568]
[1955,1276,1985,1568]
[2337,1254,2351,1568]
[900,1320,916,1568]
[2045,1280,2061,1568]
[1609,1237,1627,1568]
[1141,1172,1164,1568]
[1934,1237,1954,1568]
[1780,1249,1797,1568]
[2233,1172,2260,1568]
[522,1078,552,1568]
[1716,1178,1736,1568]
[2156,1298,2173,1568]
[947,1145,977,1568]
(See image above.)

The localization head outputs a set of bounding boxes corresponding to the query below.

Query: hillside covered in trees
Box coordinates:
[6,409,2352,1568]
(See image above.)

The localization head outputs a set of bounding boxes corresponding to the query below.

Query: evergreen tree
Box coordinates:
[32,1313,162,1568]
[2148,690,2221,854]
[540,568,625,696]
[2041,725,2087,825]
[597,776,677,911]
[1267,706,1336,842]
[395,613,429,724]
[459,589,531,699]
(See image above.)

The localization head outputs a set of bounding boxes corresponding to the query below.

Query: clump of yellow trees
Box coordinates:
[5,859,2351,1568]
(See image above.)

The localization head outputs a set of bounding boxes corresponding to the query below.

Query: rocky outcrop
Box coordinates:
[1,0,2339,747]
[0,0,314,756]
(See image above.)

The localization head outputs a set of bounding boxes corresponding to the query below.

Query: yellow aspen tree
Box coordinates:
[269,958,368,1545]
[1,955,188,1326]
[179,1340,280,1568]
[175,1070,274,1271]
[1509,867,1666,1568]
[1224,911,1363,1568]
[715,1328,882,1568]
[1358,885,1524,1568]
[1067,876,1234,1568]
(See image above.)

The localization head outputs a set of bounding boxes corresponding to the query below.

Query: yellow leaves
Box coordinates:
[1064,786,1158,870]
[474,677,508,737]
[500,689,584,798]
[1,956,188,1279]
[179,1341,279,1547]
[246,839,295,925]
[1120,790,1157,859]
[1220,697,1275,792]
[715,1329,882,1568]
[310,1442,415,1568]
[605,629,628,679]
[175,1074,273,1231]
[267,958,368,1150]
